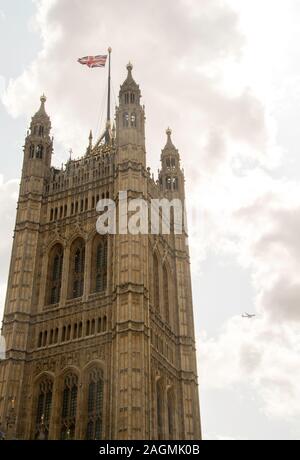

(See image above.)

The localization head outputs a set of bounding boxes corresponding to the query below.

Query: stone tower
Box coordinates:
[0,64,201,440]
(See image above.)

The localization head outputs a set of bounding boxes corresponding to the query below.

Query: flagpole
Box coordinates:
[107,47,112,124]
[105,47,112,144]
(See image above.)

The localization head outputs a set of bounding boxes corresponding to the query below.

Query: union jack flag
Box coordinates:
[78,55,108,68]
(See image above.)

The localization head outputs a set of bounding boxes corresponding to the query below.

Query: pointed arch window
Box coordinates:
[163,265,170,323]
[36,145,44,159]
[29,144,35,159]
[95,239,108,293]
[130,93,135,104]
[69,239,85,299]
[166,177,172,190]
[153,253,160,311]
[86,369,104,440]
[39,125,44,137]
[131,113,137,128]
[61,374,78,440]
[35,378,53,440]
[123,112,129,127]
[173,177,179,191]
[47,244,64,305]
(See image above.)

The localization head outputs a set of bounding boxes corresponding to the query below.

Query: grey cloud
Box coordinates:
[255,207,300,259]
[262,278,300,323]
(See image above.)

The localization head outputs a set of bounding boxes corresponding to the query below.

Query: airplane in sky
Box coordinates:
[242,313,256,319]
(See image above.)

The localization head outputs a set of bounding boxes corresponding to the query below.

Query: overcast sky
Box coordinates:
[1,0,300,440]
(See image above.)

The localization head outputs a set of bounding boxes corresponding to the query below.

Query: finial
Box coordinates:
[89,129,93,141]
[69,148,73,160]
[127,62,133,72]
[108,47,112,54]
[164,127,176,150]
[40,94,47,104]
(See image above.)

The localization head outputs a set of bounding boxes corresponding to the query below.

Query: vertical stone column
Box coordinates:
[75,373,84,440]
[60,245,70,305]
[50,377,62,440]
[38,248,49,309]
[83,237,93,300]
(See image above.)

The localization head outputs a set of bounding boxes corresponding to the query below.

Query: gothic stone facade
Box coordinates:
[0,64,201,440]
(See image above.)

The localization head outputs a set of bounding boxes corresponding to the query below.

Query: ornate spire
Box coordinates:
[162,127,177,153]
[28,95,51,139]
[86,130,93,156]
[33,94,49,120]
[120,62,141,96]
[165,127,176,149]
[159,128,182,194]
[126,62,133,79]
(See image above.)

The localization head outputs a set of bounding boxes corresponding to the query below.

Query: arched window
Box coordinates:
[68,239,85,299]
[86,320,90,336]
[36,145,44,159]
[86,369,104,440]
[47,244,64,305]
[167,387,175,439]
[61,374,78,440]
[38,125,44,137]
[42,331,47,347]
[67,324,71,341]
[153,254,159,311]
[163,265,170,323]
[156,380,164,440]
[130,93,135,104]
[73,323,78,340]
[131,113,137,128]
[123,112,129,127]
[173,177,179,191]
[29,144,35,159]
[95,239,108,293]
[35,378,53,440]
[166,177,172,190]
[125,93,129,104]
